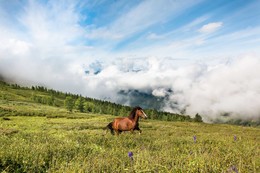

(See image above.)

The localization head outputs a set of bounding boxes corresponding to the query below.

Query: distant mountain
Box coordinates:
[117,89,165,110]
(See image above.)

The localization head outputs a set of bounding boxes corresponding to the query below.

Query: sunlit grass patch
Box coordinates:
[0,115,259,172]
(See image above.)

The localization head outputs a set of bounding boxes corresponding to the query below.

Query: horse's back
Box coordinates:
[114,117,126,121]
[113,117,131,125]
[113,117,133,131]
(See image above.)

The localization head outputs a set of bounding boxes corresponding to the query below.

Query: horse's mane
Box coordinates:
[128,106,142,119]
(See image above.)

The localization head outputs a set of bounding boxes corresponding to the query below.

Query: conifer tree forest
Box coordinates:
[0,80,198,122]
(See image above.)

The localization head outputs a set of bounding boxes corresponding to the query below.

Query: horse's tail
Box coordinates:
[104,122,114,135]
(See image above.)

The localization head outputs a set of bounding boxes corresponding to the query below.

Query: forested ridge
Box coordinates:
[0,80,200,122]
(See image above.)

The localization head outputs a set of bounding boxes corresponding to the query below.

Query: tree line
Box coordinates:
[0,81,203,122]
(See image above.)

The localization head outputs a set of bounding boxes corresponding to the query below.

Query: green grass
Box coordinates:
[0,82,259,172]
[0,114,259,172]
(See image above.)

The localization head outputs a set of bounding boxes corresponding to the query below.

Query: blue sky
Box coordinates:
[85,0,260,60]
[0,0,260,121]
[1,0,259,61]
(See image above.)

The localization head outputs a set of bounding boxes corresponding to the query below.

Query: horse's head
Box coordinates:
[136,107,148,119]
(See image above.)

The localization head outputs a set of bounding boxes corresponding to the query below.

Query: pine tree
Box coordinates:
[75,97,84,112]
[64,96,74,112]
[194,113,203,122]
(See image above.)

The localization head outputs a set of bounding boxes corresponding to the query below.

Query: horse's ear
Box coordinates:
[136,106,142,110]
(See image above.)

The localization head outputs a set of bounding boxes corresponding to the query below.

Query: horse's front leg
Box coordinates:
[135,126,142,134]
[115,130,120,135]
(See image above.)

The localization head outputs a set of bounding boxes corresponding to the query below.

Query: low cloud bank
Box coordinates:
[163,56,260,122]
[84,56,260,122]
[1,55,260,122]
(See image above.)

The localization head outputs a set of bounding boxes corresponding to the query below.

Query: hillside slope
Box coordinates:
[0,81,197,122]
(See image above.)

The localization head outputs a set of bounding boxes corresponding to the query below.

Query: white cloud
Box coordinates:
[81,56,260,123]
[19,1,84,46]
[147,33,164,40]
[164,56,260,122]
[86,0,202,42]
[199,22,223,33]
[0,37,31,56]
[0,1,92,93]
[152,88,168,97]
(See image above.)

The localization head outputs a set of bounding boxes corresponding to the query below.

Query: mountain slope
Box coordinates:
[0,81,196,122]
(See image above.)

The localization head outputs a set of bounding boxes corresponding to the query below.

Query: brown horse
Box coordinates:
[105,106,147,135]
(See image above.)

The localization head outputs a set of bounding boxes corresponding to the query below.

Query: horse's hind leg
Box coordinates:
[103,122,115,135]
[110,129,115,135]
[104,128,114,135]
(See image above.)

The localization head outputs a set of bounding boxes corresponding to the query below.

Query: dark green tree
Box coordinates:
[84,102,95,112]
[194,113,203,122]
[64,96,74,112]
[47,95,55,106]
[75,97,84,112]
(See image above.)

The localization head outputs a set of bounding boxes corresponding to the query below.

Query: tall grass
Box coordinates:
[0,116,259,172]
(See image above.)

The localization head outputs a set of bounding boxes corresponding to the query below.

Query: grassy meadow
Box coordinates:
[0,82,259,172]
[0,108,259,172]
